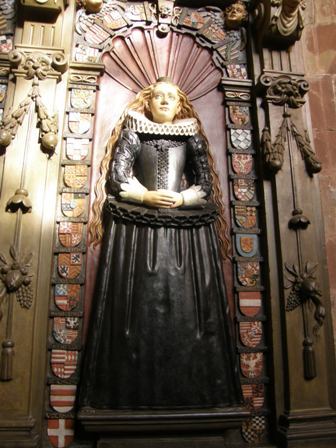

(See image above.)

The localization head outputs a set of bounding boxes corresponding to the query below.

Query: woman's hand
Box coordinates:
[143,190,183,208]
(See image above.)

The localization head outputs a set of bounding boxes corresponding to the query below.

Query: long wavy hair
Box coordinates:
[90,80,231,258]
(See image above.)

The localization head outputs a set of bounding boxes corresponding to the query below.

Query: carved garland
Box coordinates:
[259,70,324,380]
[0,50,68,156]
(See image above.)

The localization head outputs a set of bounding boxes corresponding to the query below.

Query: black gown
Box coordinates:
[79,124,242,409]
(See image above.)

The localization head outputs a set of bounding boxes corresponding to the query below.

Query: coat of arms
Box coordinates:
[52,317,79,345]
[68,112,92,135]
[240,352,263,378]
[226,64,248,79]
[51,349,79,379]
[48,419,74,448]
[70,88,94,110]
[229,105,249,126]
[230,129,252,150]
[232,154,253,175]
[64,165,88,189]
[233,179,255,202]
[0,84,7,103]
[50,384,77,413]
[58,222,83,248]
[180,10,207,29]
[241,383,265,410]
[54,283,80,311]
[239,291,262,317]
[65,138,90,161]
[234,205,257,229]
[239,321,263,348]
[237,261,260,287]
[242,415,266,444]
[61,193,86,218]
[74,44,99,63]
[236,234,258,257]
[102,6,128,30]
[58,253,82,279]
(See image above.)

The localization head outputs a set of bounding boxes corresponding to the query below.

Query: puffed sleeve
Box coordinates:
[182,133,212,205]
[109,129,141,196]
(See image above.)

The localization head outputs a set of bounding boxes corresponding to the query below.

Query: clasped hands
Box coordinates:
[120,177,207,208]
[120,177,183,208]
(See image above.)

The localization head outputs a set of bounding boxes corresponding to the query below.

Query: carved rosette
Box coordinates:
[253,0,306,48]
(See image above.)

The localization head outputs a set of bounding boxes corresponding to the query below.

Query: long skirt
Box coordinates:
[79,200,242,409]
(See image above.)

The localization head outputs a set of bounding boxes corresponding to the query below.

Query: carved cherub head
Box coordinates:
[224,1,248,29]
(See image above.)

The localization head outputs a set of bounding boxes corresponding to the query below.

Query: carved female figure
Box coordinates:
[79,79,242,409]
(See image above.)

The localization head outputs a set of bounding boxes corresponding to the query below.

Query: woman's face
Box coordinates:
[149,83,180,124]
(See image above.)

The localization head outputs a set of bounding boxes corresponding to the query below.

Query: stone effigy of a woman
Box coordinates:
[79,78,242,409]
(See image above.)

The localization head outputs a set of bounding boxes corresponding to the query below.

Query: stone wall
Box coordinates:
[302,0,336,346]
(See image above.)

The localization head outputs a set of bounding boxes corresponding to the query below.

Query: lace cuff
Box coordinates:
[181,185,207,206]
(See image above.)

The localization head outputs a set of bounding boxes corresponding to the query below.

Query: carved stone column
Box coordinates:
[0,1,74,447]
[252,1,336,446]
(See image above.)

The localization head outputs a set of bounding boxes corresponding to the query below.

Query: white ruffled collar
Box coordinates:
[124,110,199,136]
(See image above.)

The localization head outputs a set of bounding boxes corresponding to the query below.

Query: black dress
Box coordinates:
[79,124,242,409]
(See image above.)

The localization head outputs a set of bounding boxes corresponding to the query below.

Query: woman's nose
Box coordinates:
[161,96,168,104]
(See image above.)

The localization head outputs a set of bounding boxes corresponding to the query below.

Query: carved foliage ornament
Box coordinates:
[259,74,321,176]
[259,74,309,108]
[0,245,33,381]
[261,117,321,176]
[285,262,324,379]
[0,50,67,156]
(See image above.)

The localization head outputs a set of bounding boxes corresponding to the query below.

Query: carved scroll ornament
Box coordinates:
[254,0,306,48]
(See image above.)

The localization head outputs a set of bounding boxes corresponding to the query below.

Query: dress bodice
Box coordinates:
[133,136,186,192]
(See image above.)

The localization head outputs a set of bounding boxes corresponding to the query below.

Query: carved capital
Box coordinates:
[253,0,305,48]
[258,72,309,108]
[8,49,68,81]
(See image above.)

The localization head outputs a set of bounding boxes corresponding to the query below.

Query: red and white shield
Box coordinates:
[63,165,88,189]
[51,349,79,379]
[233,179,255,202]
[65,138,90,161]
[52,317,79,345]
[239,321,263,348]
[54,283,80,311]
[50,384,77,413]
[58,253,82,279]
[241,384,265,410]
[240,352,263,378]
[239,291,262,317]
[226,64,248,80]
[48,418,74,448]
[232,154,253,175]
[68,112,92,135]
[58,222,83,248]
